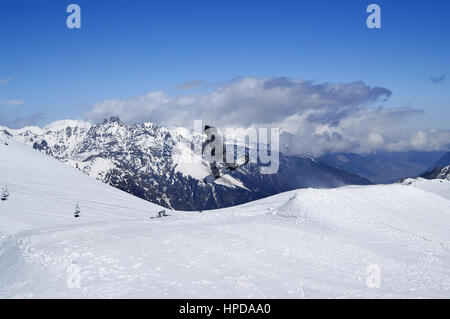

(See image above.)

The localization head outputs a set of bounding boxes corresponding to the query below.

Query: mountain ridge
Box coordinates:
[3,117,370,210]
[319,151,447,183]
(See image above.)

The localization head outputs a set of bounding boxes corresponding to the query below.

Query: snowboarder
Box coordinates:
[74,202,81,218]
[202,125,224,177]
[1,185,9,201]
[202,125,249,184]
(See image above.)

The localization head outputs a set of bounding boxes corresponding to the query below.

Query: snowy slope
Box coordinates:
[400,177,450,200]
[1,133,450,298]
[0,135,163,232]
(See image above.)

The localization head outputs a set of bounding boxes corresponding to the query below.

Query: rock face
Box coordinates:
[7,118,370,210]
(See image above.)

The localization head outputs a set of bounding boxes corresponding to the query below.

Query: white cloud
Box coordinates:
[0,112,46,129]
[85,77,450,156]
[0,76,13,86]
[0,99,24,107]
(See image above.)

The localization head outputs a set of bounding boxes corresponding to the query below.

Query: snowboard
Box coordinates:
[203,155,249,184]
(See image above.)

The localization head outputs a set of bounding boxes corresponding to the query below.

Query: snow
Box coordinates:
[400,177,450,200]
[6,126,44,136]
[172,143,209,180]
[167,125,193,140]
[86,158,115,180]
[1,135,450,298]
[0,137,162,233]
[44,119,91,131]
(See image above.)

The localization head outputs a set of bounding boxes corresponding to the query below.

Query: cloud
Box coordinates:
[0,112,46,129]
[0,76,13,86]
[0,78,24,108]
[0,99,24,107]
[87,78,392,126]
[174,80,205,90]
[85,77,450,156]
[430,74,447,84]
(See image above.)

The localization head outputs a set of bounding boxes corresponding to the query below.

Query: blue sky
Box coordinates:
[1,0,450,131]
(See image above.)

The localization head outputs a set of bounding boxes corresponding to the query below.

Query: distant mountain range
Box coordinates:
[318,151,447,184]
[0,118,370,210]
[430,152,450,169]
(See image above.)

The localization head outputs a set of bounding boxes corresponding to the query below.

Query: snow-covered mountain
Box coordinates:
[420,165,450,181]
[417,152,450,181]
[2,118,370,210]
[2,128,450,298]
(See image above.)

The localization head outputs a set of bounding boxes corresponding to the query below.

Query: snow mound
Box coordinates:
[273,194,309,220]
